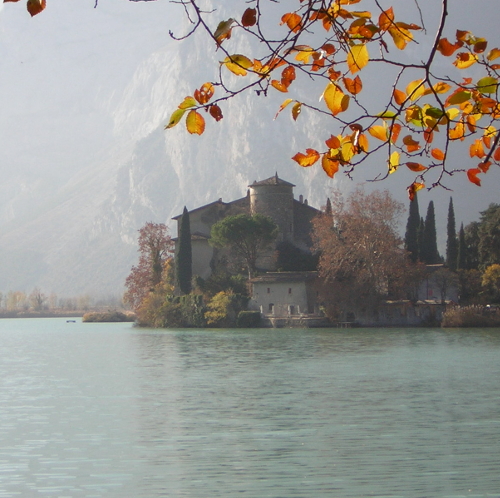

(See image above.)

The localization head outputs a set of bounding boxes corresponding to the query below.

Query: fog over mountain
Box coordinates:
[0,0,499,298]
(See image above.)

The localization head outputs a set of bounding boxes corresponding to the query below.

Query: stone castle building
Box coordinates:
[172,174,321,279]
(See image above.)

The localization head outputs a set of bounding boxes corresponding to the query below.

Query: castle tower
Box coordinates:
[249,173,295,242]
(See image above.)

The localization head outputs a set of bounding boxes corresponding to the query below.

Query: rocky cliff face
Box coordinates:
[0,23,332,298]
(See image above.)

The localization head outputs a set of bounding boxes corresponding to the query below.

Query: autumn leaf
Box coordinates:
[274,98,294,120]
[186,110,205,135]
[406,162,427,172]
[222,54,253,76]
[194,83,215,105]
[446,89,472,106]
[454,52,478,69]
[27,0,45,16]
[292,149,320,167]
[407,182,425,201]
[393,88,406,105]
[390,123,401,144]
[437,38,463,56]
[388,24,413,50]
[325,135,341,149]
[368,124,388,141]
[448,121,465,140]
[431,148,445,161]
[165,109,186,129]
[271,80,289,92]
[209,105,223,122]
[388,151,400,174]
[347,44,369,73]
[494,147,500,162]
[281,12,302,33]
[487,48,500,61]
[292,102,302,121]
[378,7,394,32]
[213,18,235,46]
[343,76,363,95]
[476,76,498,94]
[323,83,350,115]
[403,135,420,152]
[478,161,491,173]
[467,168,482,186]
[322,153,340,178]
[178,96,197,109]
[406,79,425,101]
[241,8,257,27]
[469,139,485,158]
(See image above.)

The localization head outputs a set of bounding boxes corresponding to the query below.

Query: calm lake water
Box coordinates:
[0,318,499,498]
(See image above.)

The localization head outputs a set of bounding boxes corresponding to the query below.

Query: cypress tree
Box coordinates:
[404,196,420,262]
[457,223,467,270]
[421,201,440,264]
[176,206,192,295]
[325,197,332,216]
[417,216,425,262]
[446,197,458,270]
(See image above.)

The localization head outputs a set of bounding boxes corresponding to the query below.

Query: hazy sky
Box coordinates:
[0,0,499,294]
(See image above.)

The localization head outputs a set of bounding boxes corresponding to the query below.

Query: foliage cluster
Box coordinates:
[441,304,500,327]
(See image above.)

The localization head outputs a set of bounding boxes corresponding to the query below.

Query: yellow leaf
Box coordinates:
[178,96,197,109]
[487,48,500,61]
[186,110,205,135]
[347,44,369,73]
[368,124,388,141]
[388,25,413,50]
[165,109,186,129]
[274,98,294,120]
[433,82,452,94]
[407,182,425,201]
[454,52,478,69]
[292,102,302,121]
[406,79,425,101]
[388,151,400,174]
[323,83,350,115]
[292,149,320,167]
[445,108,460,121]
[222,54,253,76]
[340,142,355,162]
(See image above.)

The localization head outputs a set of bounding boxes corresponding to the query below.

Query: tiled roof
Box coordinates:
[249,173,295,188]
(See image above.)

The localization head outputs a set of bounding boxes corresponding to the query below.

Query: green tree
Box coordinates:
[482,264,500,302]
[176,206,193,295]
[210,213,278,278]
[446,197,458,270]
[457,223,467,270]
[478,204,500,269]
[421,201,440,264]
[464,221,480,270]
[404,196,420,263]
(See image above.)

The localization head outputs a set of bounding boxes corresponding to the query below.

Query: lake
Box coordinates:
[0,318,499,498]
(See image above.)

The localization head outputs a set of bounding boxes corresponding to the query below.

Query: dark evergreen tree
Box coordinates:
[404,196,420,263]
[325,197,332,216]
[421,201,440,264]
[446,197,458,270]
[176,206,192,295]
[464,221,480,270]
[417,216,425,262]
[457,223,467,270]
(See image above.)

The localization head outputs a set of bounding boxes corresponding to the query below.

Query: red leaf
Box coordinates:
[467,168,482,186]
[241,8,257,27]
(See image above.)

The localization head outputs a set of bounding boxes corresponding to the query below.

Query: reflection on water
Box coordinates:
[1,319,499,497]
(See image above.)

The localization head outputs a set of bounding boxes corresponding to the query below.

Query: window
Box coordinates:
[288,287,292,294]
[267,287,270,294]
[269,303,274,312]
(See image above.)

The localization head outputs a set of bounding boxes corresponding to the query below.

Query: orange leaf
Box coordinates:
[403,135,420,152]
[325,135,341,149]
[343,76,363,95]
[470,139,485,158]
[241,8,257,27]
[431,148,445,161]
[423,128,434,144]
[281,65,296,87]
[321,154,340,178]
[393,88,406,105]
[478,161,491,173]
[390,123,401,144]
[281,12,302,33]
[194,83,215,104]
[467,168,482,186]
[209,105,223,122]
[494,147,500,162]
[378,7,394,32]
[407,182,425,201]
[271,80,289,93]
[358,133,369,152]
[406,162,427,172]
[292,149,320,167]
[437,38,463,56]
[448,121,465,141]
[186,110,205,135]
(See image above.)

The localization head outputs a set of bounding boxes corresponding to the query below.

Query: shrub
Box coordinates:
[441,305,500,328]
[237,311,261,328]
